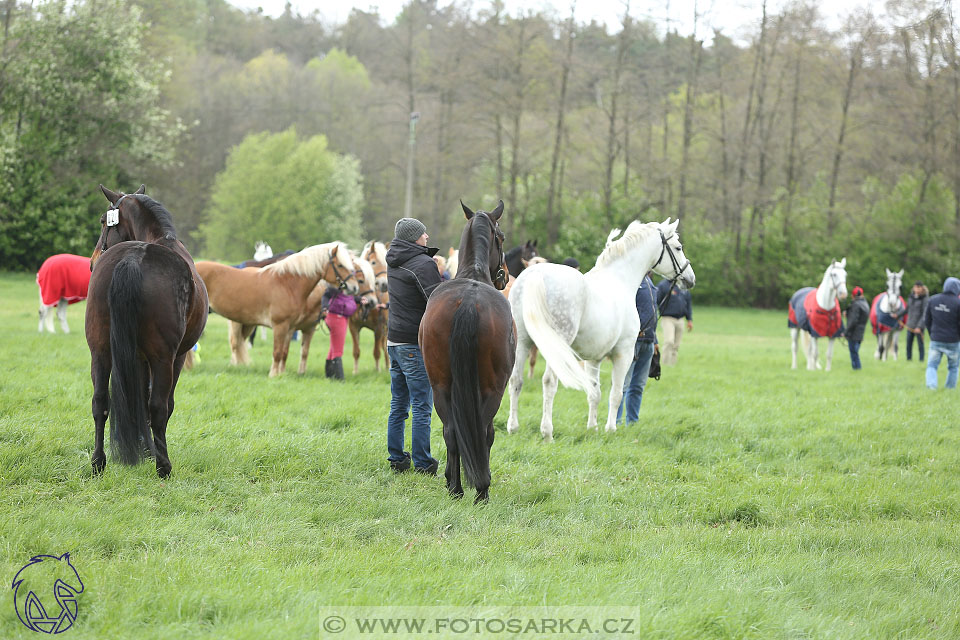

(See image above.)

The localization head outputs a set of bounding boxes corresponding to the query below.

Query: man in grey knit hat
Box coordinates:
[384,217,442,474]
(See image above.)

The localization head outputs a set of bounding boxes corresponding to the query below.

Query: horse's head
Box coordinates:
[824,258,848,300]
[520,239,539,266]
[654,218,696,290]
[884,267,904,309]
[460,199,507,289]
[361,241,389,293]
[351,255,379,307]
[324,243,359,294]
[91,184,147,270]
[253,241,273,261]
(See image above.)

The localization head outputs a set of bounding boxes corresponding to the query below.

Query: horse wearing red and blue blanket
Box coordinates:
[37,254,92,334]
[788,259,847,371]
[870,268,905,361]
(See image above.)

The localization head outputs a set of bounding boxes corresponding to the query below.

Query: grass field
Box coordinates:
[1,271,958,639]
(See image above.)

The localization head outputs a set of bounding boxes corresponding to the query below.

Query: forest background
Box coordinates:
[1,0,959,306]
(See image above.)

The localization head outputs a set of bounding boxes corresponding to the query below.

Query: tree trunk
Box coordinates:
[827,41,861,236]
[546,4,576,247]
[678,25,702,221]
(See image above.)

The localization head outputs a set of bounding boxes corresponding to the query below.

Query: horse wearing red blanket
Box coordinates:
[37,254,92,334]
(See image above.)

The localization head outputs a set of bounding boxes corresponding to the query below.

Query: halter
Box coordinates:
[99,194,130,254]
[328,253,352,290]
[655,230,691,289]
[825,266,845,300]
[492,220,507,289]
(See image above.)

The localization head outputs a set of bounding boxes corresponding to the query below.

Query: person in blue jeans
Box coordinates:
[617,273,659,425]
[385,217,443,474]
[923,276,960,390]
[845,286,869,370]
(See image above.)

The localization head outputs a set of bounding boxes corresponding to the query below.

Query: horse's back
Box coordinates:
[788,287,816,329]
[510,263,587,337]
[37,254,91,305]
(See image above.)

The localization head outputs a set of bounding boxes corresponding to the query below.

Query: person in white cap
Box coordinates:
[384,217,442,474]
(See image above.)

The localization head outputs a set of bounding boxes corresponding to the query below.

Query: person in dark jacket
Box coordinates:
[656,279,692,365]
[320,286,358,380]
[905,281,929,361]
[845,286,869,370]
[385,217,443,474]
[923,276,960,390]
[616,273,659,425]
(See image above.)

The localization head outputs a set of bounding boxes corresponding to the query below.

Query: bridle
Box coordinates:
[491,217,507,289]
[655,230,690,290]
[328,255,353,291]
[99,194,130,255]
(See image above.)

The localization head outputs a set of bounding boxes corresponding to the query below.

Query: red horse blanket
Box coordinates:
[870,293,906,335]
[36,254,91,306]
[788,287,843,338]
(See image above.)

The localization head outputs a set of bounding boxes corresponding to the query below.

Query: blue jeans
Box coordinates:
[387,344,435,468]
[907,330,925,360]
[616,341,655,425]
[848,340,862,370]
[926,341,960,390]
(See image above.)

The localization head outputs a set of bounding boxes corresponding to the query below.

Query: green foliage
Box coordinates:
[0,0,180,270]
[198,128,365,261]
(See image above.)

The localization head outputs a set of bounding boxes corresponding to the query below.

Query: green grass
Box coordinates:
[1,271,958,639]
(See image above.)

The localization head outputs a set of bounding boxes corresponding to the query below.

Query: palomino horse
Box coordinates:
[348,242,390,374]
[420,200,514,503]
[507,219,695,441]
[37,254,91,333]
[871,268,906,361]
[86,185,208,478]
[788,259,848,371]
[227,256,376,375]
[195,243,359,376]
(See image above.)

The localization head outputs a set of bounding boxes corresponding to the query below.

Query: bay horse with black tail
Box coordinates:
[420,200,515,503]
[86,185,208,478]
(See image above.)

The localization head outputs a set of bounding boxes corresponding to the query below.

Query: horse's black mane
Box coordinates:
[131,194,177,238]
[462,212,496,279]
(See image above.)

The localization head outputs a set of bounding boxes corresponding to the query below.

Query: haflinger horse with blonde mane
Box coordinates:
[226,255,376,376]
[788,259,848,371]
[86,185,208,478]
[507,218,695,441]
[195,243,359,377]
[871,268,906,361]
[348,241,390,374]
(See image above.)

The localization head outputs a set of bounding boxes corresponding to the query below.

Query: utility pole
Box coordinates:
[404,111,420,219]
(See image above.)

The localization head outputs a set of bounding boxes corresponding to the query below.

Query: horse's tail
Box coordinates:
[108,253,152,465]
[449,288,489,489]
[519,272,591,391]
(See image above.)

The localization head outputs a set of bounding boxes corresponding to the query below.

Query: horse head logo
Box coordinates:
[11,553,84,634]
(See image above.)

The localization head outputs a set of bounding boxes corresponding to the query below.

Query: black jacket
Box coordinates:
[924,277,960,343]
[386,239,441,344]
[845,296,869,342]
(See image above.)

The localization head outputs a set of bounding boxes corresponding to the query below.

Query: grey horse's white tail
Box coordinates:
[519,271,591,391]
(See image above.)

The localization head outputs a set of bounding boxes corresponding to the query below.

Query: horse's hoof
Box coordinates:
[474,492,489,505]
[157,466,171,479]
[449,488,464,500]
[91,459,105,476]
[605,425,617,433]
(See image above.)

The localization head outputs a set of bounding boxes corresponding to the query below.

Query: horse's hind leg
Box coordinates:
[435,392,463,498]
[147,357,176,478]
[790,328,799,369]
[507,340,531,435]
[350,322,362,375]
[90,351,111,475]
[527,346,538,378]
[540,364,559,442]
[825,337,835,371]
[57,298,70,333]
[584,360,603,430]
[297,326,316,375]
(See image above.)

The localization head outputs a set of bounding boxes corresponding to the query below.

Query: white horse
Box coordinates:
[873,268,905,361]
[506,219,696,441]
[788,259,848,371]
[253,241,273,262]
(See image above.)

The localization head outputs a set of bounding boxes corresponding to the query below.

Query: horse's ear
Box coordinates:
[532,239,537,247]
[448,247,455,257]
[461,200,475,220]
[840,257,846,268]
[99,185,121,205]
[134,184,145,195]
[897,269,904,278]
[886,268,892,278]
[330,244,338,257]
[491,199,504,220]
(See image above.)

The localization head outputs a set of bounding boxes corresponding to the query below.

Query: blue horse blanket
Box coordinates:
[870,293,905,335]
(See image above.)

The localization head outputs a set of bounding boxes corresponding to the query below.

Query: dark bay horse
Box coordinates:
[504,239,539,280]
[419,200,516,503]
[86,185,208,478]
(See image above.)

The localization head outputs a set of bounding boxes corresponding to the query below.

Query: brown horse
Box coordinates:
[349,241,390,374]
[195,243,359,376]
[86,185,208,478]
[227,255,377,375]
[419,200,515,503]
